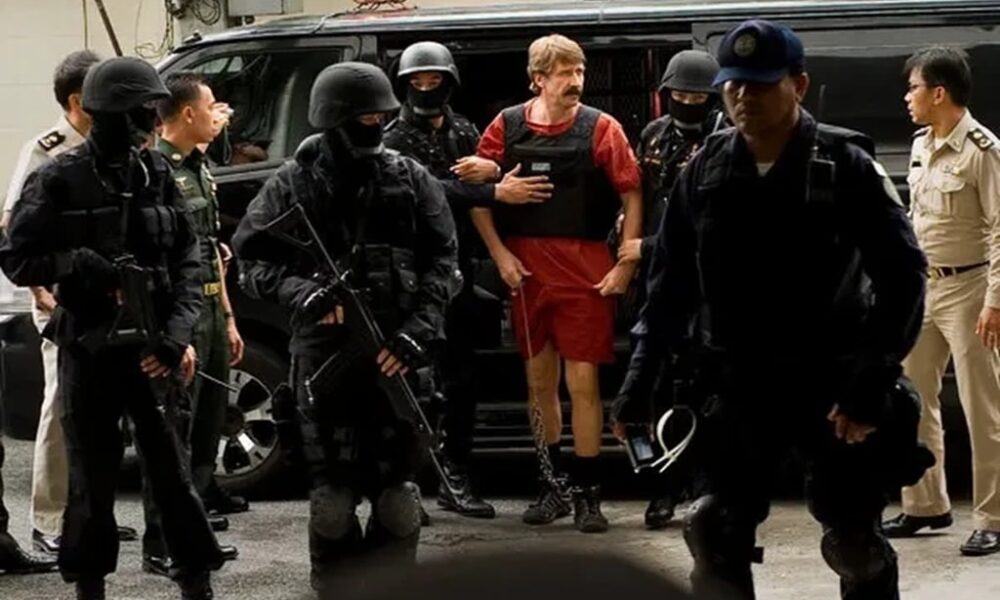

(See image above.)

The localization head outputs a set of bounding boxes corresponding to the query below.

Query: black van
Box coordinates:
[2,0,995,493]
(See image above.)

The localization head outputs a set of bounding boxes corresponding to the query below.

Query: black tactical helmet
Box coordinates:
[308,62,401,129]
[658,50,720,94]
[397,41,461,86]
[81,57,170,113]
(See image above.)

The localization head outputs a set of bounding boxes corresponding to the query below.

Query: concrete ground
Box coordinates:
[1,435,998,599]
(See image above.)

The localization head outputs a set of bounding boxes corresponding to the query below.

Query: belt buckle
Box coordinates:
[204,282,221,296]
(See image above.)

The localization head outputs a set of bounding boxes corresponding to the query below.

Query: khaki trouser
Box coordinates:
[29,302,67,536]
[902,266,1000,531]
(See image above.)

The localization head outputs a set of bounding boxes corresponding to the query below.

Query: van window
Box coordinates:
[186,49,343,164]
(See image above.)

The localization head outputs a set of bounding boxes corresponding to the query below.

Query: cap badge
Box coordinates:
[733,33,757,58]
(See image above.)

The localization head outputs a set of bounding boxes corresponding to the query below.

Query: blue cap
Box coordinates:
[713,20,805,86]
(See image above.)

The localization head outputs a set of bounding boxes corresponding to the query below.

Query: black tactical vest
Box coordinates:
[384,108,480,180]
[492,103,619,240]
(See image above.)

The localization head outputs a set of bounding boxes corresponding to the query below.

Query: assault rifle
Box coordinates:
[263,203,461,505]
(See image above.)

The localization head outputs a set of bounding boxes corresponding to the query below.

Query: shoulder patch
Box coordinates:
[37,130,66,153]
[912,126,930,139]
[968,128,995,151]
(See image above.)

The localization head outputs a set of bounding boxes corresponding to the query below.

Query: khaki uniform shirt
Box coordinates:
[908,110,1000,307]
[3,115,87,215]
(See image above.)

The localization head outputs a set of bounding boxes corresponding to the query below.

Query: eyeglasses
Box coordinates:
[906,83,927,93]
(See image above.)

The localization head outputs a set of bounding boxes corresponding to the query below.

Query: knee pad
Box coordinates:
[310,485,358,541]
[684,494,763,565]
[374,482,422,538]
[820,527,893,582]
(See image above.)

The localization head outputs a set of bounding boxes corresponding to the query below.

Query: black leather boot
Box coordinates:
[437,460,496,519]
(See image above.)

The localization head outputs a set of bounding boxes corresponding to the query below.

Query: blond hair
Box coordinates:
[527,34,586,94]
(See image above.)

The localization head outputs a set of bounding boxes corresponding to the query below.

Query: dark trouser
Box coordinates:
[684,364,898,600]
[59,343,222,582]
[0,436,8,535]
[143,296,229,556]
[188,295,230,496]
[293,353,423,594]
[440,287,478,465]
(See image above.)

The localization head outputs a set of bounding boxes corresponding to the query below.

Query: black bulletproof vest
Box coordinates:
[493,103,619,240]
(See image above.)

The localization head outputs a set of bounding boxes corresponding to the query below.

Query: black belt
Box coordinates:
[928,262,988,280]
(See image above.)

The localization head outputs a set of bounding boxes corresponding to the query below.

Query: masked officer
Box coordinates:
[0,57,224,600]
[138,71,244,577]
[619,49,725,531]
[384,41,554,520]
[882,46,1000,556]
[232,62,458,594]
[613,21,930,600]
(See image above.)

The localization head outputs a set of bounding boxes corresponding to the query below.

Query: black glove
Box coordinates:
[837,361,902,425]
[292,282,342,330]
[72,248,118,291]
[144,336,186,369]
[610,391,653,426]
[385,330,428,370]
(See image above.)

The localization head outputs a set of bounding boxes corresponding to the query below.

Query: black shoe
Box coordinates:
[204,484,249,515]
[179,571,214,600]
[117,525,138,542]
[437,461,496,519]
[881,512,953,538]
[960,530,1000,556]
[31,529,61,555]
[0,534,58,574]
[420,504,431,527]
[644,496,676,530]
[143,546,238,577]
[208,514,229,532]
[572,485,609,534]
[522,480,571,525]
[76,578,106,600]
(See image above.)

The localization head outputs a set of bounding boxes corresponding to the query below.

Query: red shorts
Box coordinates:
[507,237,615,364]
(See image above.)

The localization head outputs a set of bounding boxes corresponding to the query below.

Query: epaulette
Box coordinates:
[968,128,995,151]
[37,130,66,153]
[912,126,930,139]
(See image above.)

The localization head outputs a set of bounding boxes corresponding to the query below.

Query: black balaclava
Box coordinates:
[407,80,452,118]
[667,96,713,134]
[89,105,158,158]
[324,118,385,163]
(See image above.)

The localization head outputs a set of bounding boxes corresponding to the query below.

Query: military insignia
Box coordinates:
[968,128,995,151]
[37,130,66,153]
[872,160,903,207]
[174,175,195,195]
[733,33,757,58]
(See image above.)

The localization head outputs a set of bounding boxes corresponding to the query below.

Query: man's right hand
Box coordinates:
[31,287,57,314]
[318,306,345,326]
[494,164,554,205]
[493,247,532,290]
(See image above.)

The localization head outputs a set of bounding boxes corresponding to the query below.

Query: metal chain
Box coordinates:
[517,284,567,495]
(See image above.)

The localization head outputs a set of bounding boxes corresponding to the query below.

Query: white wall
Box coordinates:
[0,0,543,199]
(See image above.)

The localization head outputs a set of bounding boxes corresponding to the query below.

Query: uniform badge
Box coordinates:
[968,128,995,151]
[733,33,757,58]
[37,130,66,153]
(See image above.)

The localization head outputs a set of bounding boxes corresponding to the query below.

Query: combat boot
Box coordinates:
[644,495,676,530]
[178,571,214,600]
[522,478,571,525]
[437,459,496,519]
[572,485,609,534]
[75,578,105,600]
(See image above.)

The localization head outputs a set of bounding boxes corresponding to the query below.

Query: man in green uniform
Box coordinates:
[141,71,244,576]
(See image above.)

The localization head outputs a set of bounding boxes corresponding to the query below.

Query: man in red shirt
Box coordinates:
[467,34,642,533]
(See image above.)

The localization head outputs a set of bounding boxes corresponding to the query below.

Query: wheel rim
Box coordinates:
[215,368,279,480]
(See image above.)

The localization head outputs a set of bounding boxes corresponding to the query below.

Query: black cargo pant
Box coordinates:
[440,285,479,466]
[58,343,223,582]
[293,353,423,595]
[0,436,8,536]
[684,364,899,600]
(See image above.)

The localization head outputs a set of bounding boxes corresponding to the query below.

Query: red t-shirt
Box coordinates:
[477,100,639,289]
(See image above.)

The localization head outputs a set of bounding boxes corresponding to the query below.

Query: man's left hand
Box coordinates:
[376,348,409,378]
[227,321,245,366]
[594,261,636,296]
[975,306,1000,350]
[827,404,877,445]
[451,156,500,183]
[181,345,197,385]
